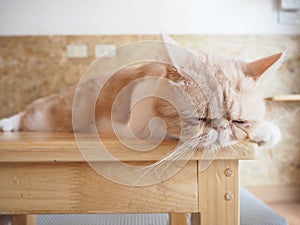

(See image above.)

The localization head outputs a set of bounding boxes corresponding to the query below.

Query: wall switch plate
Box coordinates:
[281,0,300,10]
[95,44,116,58]
[279,10,300,24]
[67,44,88,58]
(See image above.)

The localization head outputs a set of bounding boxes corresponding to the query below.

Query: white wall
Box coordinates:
[0,0,299,35]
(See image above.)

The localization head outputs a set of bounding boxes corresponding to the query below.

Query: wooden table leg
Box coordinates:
[11,215,36,225]
[0,215,11,225]
[169,213,188,225]
[191,213,200,225]
[198,160,240,225]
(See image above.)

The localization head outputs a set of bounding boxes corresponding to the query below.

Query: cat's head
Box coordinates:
[153,35,283,148]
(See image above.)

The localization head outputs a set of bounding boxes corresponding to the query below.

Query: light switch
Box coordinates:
[67,44,88,58]
[95,44,116,58]
[279,10,300,24]
[281,0,300,10]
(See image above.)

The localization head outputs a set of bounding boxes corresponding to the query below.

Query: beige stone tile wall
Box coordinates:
[0,35,299,186]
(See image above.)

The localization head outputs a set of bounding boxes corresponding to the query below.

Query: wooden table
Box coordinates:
[0,132,257,225]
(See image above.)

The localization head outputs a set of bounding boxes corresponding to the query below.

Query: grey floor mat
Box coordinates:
[31,188,289,225]
[37,214,169,225]
[240,188,288,225]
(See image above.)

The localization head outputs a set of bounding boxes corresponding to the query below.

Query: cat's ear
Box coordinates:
[161,34,183,66]
[244,53,284,81]
[161,34,179,46]
[160,34,195,67]
[161,34,206,62]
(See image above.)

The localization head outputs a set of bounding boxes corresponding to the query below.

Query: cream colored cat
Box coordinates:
[0,36,282,148]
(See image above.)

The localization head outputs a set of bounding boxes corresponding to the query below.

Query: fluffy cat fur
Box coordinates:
[0,36,283,149]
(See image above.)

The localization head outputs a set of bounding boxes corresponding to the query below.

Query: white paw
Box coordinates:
[0,113,22,132]
[250,121,281,147]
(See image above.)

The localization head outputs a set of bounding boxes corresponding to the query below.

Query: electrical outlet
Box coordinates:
[279,10,300,24]
[67,44,88,58]
[95,44,116,58]
[281,0,300,10]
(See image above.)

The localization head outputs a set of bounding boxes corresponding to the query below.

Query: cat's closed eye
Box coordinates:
[198,118,208,122]
[232,120,248,125]
[233,120,245,123]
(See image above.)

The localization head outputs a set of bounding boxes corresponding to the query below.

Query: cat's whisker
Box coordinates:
[235,142,252,158]
[131,141,198,185]
[228,145,239,158]
[272,106,300,123]
[271,101,293,113]
[157,147,196,179]
[180,133,209,141]
[226,145,234,154]
[131,141,196,174]
[235,142,246,152]
[198,145,220,171]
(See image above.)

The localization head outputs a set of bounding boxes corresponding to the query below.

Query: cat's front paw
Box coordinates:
[250,121,281,147]
[0,114,22,132]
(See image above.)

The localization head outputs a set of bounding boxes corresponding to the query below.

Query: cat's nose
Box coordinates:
[213,125,226,133]
[212,118,228,132]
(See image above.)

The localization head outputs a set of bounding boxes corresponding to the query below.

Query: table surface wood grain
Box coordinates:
[0,132,257,162]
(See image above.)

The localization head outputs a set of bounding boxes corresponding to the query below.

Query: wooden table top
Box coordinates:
[0,132,257,163]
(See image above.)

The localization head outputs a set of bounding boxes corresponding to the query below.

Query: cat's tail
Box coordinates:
[0,112,24,132]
